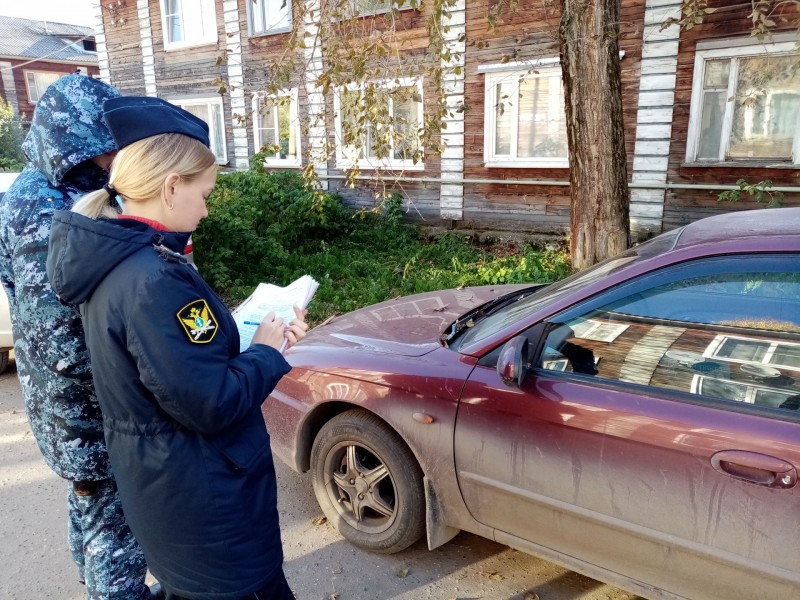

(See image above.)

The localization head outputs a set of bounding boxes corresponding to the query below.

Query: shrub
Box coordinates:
[0,98,25,171]
[194,169,571,323]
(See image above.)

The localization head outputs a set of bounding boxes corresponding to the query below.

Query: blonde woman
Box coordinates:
[47,97,306,600]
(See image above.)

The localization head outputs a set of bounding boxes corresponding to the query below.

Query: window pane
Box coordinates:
[770,344,800,369]
[277,100,292,158]
[364,87,389,159]
[355,0,390,15]
[392,86,419,160]
[181,103,225,161]
[696,91,725,160]
[704,59,730,88]
[252,0,266,32]
[184,1,206,39]
[268,0,290,29]
[257,100,278,151]
[28,72,60,102]
[494,81,512,155]
[340,90,364,159]
[209,103,224,159]
[715,338,769,362]
[729,55,800,160]
[517,75,567,158]
[165,0,183,43]
[252,0,289,33]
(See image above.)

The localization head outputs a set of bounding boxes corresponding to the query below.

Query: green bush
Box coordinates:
[194,169,571,324]
[0,98,25,171]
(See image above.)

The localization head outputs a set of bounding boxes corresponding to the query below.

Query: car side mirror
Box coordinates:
[497,336,529,388]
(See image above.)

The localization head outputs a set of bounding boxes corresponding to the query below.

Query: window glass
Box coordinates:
[494,81,513,155]
[336,80,423,169]
[26,72,60,102]
[174,99,226,163]
[729,55,800,160]
[485,67,568,166]
[353,0,391,16]
[164,0,182,42]
[689,43,800,163]
[162,0,216,47]
[516,75,567,159]
[539,259,800,414]
[254,91,301,165]
[697,61,728,160]
[392,85,420,160]
[250,0,290,34]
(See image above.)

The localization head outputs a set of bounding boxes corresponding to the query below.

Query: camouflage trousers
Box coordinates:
[67,478,149,600]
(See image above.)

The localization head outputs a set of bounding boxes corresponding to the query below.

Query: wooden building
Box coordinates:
[0,16,100,123]
[94,0,800,240]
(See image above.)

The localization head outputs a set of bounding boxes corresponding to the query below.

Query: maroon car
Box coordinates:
[263,208,800,599]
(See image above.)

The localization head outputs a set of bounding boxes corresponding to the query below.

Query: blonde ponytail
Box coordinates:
[72,133,215,220]
[72,189,119,220]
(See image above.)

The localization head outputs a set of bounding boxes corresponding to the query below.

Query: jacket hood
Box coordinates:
[47,210,191,305]
[22,75,120,187]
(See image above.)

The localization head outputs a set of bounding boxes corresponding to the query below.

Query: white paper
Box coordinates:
[232,275,318,353]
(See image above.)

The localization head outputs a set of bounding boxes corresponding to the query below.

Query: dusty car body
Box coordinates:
[263,208,800,600]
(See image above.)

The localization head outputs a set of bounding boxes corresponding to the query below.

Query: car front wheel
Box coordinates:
[310,410,425,554]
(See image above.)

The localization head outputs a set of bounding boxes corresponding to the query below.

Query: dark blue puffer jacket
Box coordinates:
[47,211,291,599]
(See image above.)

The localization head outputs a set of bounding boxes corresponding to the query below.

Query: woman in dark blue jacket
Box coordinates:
[47,97,307,600]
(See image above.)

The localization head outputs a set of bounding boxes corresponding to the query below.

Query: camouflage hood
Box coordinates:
[21,74,120,187]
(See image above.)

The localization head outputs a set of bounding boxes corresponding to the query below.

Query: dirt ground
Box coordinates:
[0,360,642,600]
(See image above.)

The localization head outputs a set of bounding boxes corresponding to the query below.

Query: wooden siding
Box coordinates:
[96,0,800,237]
[461,0,646,234]
[102,1,148,95]
[666,2,800,230]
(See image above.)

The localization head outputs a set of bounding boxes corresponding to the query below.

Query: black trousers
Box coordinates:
[165,567,294,600]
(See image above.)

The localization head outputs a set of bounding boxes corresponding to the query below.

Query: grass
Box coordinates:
[212,225,570,325]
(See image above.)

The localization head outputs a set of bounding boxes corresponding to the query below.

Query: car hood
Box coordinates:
[288,284,532,359]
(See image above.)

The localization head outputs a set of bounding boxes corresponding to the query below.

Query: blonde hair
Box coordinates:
[73,133,217,220]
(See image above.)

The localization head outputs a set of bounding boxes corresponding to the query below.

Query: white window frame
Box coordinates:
[159,0,217,51]
[252,89,301,168]
[481,58,569,169]
[333,77,424,171]
[171,97,227,164]
[685,37,800,165]
[24,71,61,103]
[247,0,291,36]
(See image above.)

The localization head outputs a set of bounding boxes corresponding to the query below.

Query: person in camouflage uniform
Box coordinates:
[0,75,156,600]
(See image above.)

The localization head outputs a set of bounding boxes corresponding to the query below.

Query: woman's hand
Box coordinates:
[251,312,286,351]
[283,306,309,350]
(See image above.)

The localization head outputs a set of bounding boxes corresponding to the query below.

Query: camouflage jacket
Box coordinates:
[0,75,120,481]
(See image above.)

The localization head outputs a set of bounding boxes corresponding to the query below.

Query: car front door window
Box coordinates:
[539,255,800,413]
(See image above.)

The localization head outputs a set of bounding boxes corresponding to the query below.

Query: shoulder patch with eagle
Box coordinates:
[177,299,218,343]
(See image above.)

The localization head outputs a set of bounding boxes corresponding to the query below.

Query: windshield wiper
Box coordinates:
[441,285,545,345]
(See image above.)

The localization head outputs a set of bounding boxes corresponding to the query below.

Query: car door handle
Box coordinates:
[711,450,797,489]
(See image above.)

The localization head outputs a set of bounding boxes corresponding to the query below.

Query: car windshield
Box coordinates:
[450,228,682,349]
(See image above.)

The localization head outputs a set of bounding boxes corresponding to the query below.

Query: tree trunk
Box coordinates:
[559,0,630,271]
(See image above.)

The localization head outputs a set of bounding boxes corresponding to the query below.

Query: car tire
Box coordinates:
[311,410,425,554]
[0,351,8,374]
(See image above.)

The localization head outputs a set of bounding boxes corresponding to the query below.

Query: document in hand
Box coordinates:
[232,274,319,353]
